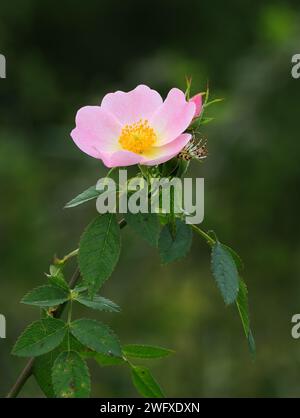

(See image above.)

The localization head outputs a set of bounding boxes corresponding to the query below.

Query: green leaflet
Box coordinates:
[236,279,256,356]
[64,185,99,208]
[236,279,250,335]
[76,294,120,313]
[48,265,69,291]
[79,214,121,296]
[21,285,69,308]
[84,351,126,367]
[222,244,244,272]
[12,318,67,357]
[34,347,59,397]
[33,334,85,398]
[248,330,256,357]
[52,351,91,398]
[73,285,88,293]
[123,344,174,359]
[124,212,160,247]
[70,319,122,358]
[130,365,164,398]
[158,219,192,264]
[211,241,239,305]
[203,97,224,108]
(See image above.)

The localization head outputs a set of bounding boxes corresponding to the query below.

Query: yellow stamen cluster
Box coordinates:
[119,119,157,154]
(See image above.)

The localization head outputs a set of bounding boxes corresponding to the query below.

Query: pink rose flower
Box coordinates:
[189,93,202,118]
[71,85,195,167]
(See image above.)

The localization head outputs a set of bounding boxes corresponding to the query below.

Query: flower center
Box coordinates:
[119,119,157,154]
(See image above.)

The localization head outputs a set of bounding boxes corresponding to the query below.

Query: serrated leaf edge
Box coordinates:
[12,318,67,357]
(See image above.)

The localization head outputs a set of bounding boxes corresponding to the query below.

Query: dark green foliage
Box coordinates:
[211,241,239,305]
[159,219,192,264]
[79,214,121,296]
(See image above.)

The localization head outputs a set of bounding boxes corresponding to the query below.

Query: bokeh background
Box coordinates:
[1,0,300,398]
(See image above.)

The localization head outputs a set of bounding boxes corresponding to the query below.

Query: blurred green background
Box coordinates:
[1,0,300,398]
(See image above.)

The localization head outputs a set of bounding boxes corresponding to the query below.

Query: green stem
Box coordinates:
[59,248,79,264]
[190,224,216,246]
[67,300,73,352]
[67,300,73,325]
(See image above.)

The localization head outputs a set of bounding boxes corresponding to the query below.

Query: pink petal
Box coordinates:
[71,127,102,159]
[142,133,191,166]
[100,150,143,168]
[101,84,163,125]
[150,88,195,146]
[71,106,122,158]
[190,93,202,118]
